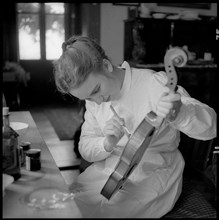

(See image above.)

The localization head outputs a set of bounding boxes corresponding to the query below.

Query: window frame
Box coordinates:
[16,3,70,61]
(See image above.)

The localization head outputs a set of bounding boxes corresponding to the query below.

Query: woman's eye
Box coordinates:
[93,86,100,94]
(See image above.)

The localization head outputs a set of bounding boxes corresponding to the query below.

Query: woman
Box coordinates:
[53,35,216,218]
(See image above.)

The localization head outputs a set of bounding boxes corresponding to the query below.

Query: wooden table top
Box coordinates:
[3,111,82,218]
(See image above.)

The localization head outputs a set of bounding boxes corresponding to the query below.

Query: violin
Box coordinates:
[101,47,187,200]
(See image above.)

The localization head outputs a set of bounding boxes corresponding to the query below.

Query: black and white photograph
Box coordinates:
[2,2,218,218]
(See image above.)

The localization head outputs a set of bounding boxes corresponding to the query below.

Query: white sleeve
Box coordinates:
[78,101,112,162]
[170,85,217,140]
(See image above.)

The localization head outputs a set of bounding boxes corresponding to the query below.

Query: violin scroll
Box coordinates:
[147,47,187,121]
[164,47,187,91]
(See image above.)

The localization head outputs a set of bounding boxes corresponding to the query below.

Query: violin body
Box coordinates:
[101,47,187,200]
[101,119,155,200]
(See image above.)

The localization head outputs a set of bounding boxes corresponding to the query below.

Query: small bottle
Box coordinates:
[2,107,21,180]
[204,49,212,61]
[26,149,41,171]
[19,141,31,166]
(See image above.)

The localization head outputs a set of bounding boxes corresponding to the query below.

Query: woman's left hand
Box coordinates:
[155,86,182,120]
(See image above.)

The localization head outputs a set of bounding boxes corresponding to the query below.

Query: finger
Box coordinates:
[104,119,124,137]
[157,101,173,109]
[162,86,171,94]
[104,123,121,134]
[106,118,123,129]
[111,119,130,136]
[159,87,171,100]
[105,136,118,148]
[155,111,166,118]
[111,118,124,131]
[109,115,125,126]
[160,93,181,102]
[156,106,170,118]
[104,126,124,138]
[113,116,125,126]
[115,117,125,127]
[107,129,123,140]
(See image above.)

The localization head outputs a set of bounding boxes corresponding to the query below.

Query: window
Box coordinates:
[17,3,41,60]
[17,3,65,60]
[45,3,65,60]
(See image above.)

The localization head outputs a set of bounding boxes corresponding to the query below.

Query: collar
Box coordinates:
[115,61,132,101]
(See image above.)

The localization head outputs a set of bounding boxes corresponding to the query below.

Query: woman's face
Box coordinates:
[69,63,124,105]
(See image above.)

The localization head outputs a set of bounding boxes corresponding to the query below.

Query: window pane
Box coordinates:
[18,14,40,60]
[45,3,64,14]
[17,3,40,13]
[45,14,65,60]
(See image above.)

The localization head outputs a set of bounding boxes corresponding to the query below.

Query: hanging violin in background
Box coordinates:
[101,47,188,200]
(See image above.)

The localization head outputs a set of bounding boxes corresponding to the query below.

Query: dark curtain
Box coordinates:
[2,2,18,66]
[65,3,82,40]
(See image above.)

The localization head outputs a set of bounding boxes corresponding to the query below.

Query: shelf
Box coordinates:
[132,62,217,69]
[124,18,216,65]
[125,16,216,23]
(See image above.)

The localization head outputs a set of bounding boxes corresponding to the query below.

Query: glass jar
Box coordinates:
[26,149,41,171]
[2,107,21,180]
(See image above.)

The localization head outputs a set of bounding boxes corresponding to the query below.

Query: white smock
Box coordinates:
[71,61,216,218]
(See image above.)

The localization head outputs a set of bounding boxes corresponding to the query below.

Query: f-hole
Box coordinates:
[148,127,156,137]
[125,163,137,180]
[118,164,137,190]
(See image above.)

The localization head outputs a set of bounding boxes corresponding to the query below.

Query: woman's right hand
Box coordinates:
[103,116,125,152]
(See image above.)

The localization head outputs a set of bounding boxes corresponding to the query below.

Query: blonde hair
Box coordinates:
[53,35,109,94]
